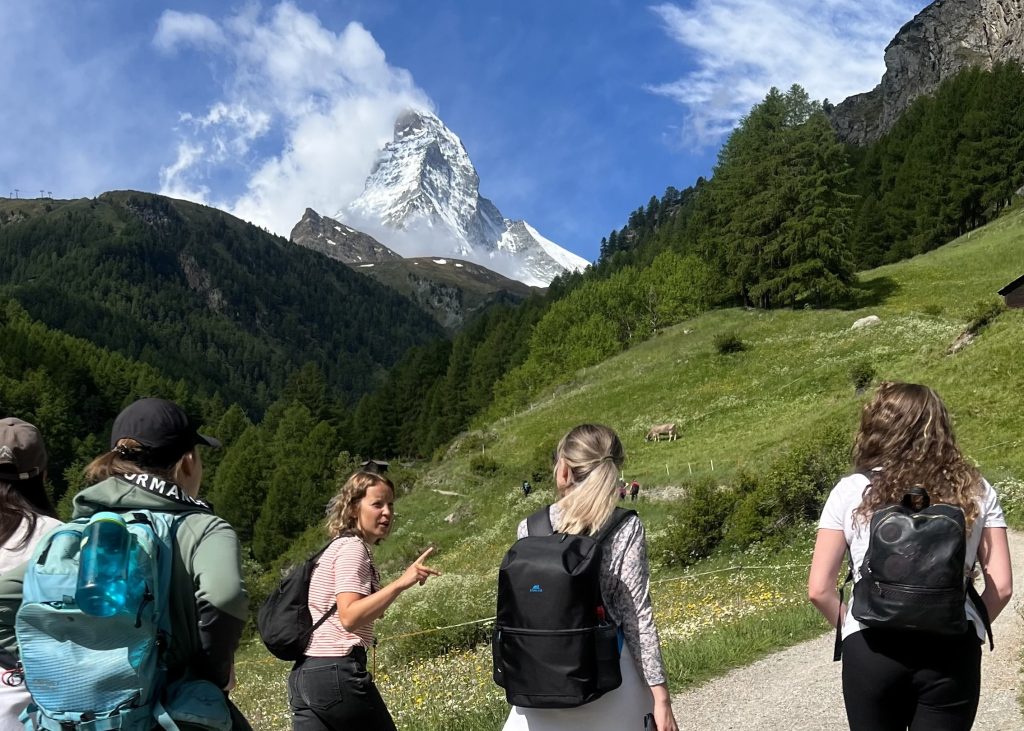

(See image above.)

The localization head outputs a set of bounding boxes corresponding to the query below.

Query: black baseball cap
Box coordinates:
[111,398,221,465]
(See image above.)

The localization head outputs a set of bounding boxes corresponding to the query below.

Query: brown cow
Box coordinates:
[645,423,677,442]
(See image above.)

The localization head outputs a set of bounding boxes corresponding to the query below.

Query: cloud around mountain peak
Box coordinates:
[153,3,431,237]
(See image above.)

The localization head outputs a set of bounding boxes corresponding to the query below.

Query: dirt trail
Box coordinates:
[671,530,1024,730]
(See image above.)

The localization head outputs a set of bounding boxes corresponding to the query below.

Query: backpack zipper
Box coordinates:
[869,579,964,596]
[496,624,613,637]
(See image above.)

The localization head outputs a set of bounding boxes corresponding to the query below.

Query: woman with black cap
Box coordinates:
[0,398,250,730]
[0,417,61,730]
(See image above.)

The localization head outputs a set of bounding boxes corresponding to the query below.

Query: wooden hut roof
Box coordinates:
[998,274,1024,295]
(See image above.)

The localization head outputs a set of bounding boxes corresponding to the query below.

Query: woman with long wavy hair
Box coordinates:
[288,470,440,731]
[502,424,678,731]
[808,382,1012,730]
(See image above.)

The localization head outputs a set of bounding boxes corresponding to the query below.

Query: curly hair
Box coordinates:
[554,424,625,536]
[852,382,982,528]
[325,470,396,540]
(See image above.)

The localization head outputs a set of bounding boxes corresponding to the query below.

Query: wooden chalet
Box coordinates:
[997,275,1024,309]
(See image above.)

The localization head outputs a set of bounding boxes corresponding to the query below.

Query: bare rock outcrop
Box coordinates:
[829,0,1024,144]
[290,208,401,264]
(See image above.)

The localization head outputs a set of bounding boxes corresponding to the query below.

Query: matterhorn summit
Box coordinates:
[342,109,589,286]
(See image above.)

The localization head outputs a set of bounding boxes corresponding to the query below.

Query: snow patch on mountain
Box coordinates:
[341,109,589,285]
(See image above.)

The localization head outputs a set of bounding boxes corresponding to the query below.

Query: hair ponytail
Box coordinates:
[554,424,625,536]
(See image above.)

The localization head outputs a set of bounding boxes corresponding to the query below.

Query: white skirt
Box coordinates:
[501,645,653,731]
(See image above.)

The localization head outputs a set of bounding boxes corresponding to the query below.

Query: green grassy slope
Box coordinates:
[235,209,1024,729]
[380,208,1023,573]
[362,205,1024,672]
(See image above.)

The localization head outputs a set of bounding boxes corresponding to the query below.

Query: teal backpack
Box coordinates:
[15,510,183,731]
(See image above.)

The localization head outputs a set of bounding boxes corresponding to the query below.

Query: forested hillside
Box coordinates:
[0,301,213,503]
[2,62,1022,565]
[348,64,1024,457]
[0,191,443,412]
[0,299,356,557]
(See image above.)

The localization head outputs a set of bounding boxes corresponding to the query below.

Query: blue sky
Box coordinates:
[1,0,927,263]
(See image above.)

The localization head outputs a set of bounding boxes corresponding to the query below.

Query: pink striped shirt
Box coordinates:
[305,535,382,657]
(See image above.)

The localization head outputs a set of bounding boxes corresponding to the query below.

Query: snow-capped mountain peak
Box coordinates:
[342,108,588,285]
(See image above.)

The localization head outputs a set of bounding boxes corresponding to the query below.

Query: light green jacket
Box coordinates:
[0,475,248,688]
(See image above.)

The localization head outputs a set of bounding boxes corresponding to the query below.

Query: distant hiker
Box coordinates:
[0,397,250,731]
[629,479,640,502]
[497,424,678,731]
[290,470,440,730]
[0,418,61,730]
[808,382,1012,731]
[522,480,532,497]
[618,479,627,501]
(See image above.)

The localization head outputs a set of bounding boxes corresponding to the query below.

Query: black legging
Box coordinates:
[288,649,396,731]
[842,627,982,731]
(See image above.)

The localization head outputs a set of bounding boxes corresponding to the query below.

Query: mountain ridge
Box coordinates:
[0,190,444,410]
[289,207,401,264]
[290,207,537,331]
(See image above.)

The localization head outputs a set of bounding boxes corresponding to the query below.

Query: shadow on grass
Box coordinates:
[845,276,900,309]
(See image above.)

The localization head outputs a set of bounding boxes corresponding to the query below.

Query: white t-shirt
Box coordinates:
[0,514,62,731]
[818,471,1006,642]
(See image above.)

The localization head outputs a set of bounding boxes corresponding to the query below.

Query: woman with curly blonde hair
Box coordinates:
[288,471,439,731]
[808,382,1012,730]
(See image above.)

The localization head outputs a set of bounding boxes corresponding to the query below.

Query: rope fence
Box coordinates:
[376,562,812,644]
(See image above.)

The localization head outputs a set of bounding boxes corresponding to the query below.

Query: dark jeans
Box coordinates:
[288,649,396,731]
[842,627,982,731]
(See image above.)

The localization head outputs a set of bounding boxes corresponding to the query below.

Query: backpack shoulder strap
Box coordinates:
[526,506,554,537]
[967,582,995,650]
[831,476,869,662]
[309,538,344,632]
[594,508,637,545]
[833,547,854,662]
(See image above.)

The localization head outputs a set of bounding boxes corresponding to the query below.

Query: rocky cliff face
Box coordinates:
[290,208,401,264]
[829,0,1024,144]
[348,257,535,332]
[289,206,536,331]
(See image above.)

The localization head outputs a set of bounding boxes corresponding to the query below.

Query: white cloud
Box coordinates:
[155,2,431,236]
[153,11,227,53]
[159,142,210,202]
[647,0,926,146]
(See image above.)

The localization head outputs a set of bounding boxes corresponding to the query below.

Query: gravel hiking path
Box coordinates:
[671,529,1024,730]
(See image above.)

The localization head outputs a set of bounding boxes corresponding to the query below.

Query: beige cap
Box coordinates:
[0,417,47,480]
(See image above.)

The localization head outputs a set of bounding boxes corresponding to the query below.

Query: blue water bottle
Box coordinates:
[76,512,130,616]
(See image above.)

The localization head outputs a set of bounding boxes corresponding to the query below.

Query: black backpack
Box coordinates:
[492,505,636,708]
[834,485,993,660]
[258,540,338,661]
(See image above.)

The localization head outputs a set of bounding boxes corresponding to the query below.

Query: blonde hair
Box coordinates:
[853,382,982,527]
[554,424,625,536]
[325,470,395,540]
[85,438,192,486]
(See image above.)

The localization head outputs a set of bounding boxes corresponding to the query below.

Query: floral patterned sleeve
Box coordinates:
[602,515,666,686]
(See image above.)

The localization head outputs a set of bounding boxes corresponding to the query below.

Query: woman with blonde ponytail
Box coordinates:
[502,424,678,731]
